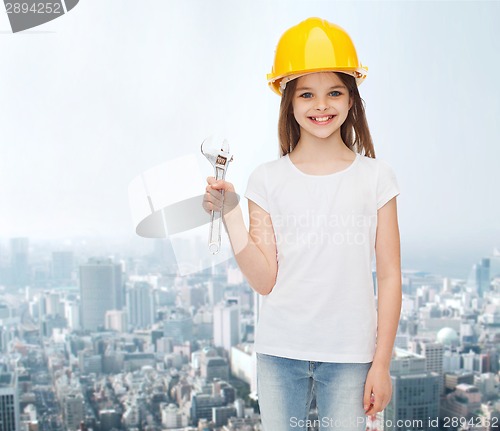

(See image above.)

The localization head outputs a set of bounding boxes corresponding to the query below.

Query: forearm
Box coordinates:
[372,275,402,369]
[222,206,276,295]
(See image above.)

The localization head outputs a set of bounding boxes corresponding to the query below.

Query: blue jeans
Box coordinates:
[256,353,372,431]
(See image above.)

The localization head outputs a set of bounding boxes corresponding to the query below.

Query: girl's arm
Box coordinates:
[204,177,278,295]
[364,196,402,415]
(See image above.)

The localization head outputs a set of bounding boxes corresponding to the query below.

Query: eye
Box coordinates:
[299,92,313,99]
[329,91,342,97]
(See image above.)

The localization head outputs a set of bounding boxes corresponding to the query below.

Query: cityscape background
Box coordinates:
[0,237,499,430]
[1,1,499,431]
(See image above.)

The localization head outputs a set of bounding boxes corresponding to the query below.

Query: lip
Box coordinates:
[308,115,335,125]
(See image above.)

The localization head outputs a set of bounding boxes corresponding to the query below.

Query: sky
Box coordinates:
[0,0,499,278]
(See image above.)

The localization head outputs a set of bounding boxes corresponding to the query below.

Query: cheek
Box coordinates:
[291,101,305,118]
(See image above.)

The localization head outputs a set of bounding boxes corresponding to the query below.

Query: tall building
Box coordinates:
[63,392,85,431]
[10,237,29,288]
[52,251,74,285]
[470,258,490,298]
[127,282,155,329]
[41,291,64,317]
[207,280,225,306]
[79,258,123,331]
[231,344,257,395]
[443,350,461,373]
[410,339,444,395]
[163,309,193,344]
[64,300,80,330]
[0,373,20,431]
[191,393,225,425]
[213,300,240,355]
[476,258,490,298]
[384,348,440,431]
[213,406,237,427]
[105,310,128,332]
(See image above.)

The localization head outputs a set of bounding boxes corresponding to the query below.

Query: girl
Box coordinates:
[203,17,402,431]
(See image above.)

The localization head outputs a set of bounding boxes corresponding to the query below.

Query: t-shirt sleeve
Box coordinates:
[377,160,400,210]
[244,164,270,213]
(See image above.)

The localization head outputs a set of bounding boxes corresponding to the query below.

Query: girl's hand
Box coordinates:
[202,176,239,217]
[363,364,392,416]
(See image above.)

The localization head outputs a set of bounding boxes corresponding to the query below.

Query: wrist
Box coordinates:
[370,358,391,371]
[222,205,242,225]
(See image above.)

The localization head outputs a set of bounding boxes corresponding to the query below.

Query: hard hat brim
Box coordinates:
[267,68,368,96]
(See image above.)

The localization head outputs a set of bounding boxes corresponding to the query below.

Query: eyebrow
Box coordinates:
[296,85,347,91]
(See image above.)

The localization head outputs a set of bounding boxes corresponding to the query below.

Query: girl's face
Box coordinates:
[291,72,352,142]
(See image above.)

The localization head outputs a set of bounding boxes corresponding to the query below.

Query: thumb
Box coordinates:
[207,176,216,185]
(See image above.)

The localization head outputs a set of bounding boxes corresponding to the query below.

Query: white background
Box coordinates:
[1,0,499,276]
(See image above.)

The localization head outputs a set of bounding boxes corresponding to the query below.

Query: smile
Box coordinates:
[308,115,335,124]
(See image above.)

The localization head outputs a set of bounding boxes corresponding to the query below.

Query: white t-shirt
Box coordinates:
[244,152,400,363]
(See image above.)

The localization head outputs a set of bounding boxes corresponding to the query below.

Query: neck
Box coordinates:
[293,130,354,161]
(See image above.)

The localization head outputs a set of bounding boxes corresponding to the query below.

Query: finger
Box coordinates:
[210,180,225,190]
[204,201,221,212]
[205,193,223,210]
[206,185,224,199]
[207,176,216,184]
[363,388,373,412]
[206,190,223,204]
[202,202,212,214]
[370,396,384,415]
[205,185,219,196]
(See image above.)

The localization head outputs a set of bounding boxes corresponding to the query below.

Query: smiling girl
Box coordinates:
[203,17,402,431]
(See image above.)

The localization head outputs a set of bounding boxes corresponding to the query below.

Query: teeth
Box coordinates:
[311,116,332,122]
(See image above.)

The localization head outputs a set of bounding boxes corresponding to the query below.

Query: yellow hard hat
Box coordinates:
[267,17,368,95]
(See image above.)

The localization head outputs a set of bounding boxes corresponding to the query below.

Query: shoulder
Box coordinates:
[356,154,397,176]
[248,155,288,176]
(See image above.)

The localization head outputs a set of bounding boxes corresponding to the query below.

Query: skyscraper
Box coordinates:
[475,258,490,298]
[468,258,491,298]
[63,392,85,430]
[79,258,123,331]
[127,281,155,329]
[213,300,240,355]
[10,237,29,288]
[0,373,20,431]
[52,251,74,285]
[410,339,445,395]
[384,348,440,431]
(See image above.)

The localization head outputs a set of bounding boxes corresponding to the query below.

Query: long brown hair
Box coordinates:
[277,72,376,158]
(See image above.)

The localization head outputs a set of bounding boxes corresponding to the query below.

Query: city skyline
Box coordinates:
[0,230,499,430]
[1,233,500,281]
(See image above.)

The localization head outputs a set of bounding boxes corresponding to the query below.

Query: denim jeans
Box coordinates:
[256,353,372,431]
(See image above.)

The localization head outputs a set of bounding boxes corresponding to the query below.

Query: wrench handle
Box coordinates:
[208,166,226,254]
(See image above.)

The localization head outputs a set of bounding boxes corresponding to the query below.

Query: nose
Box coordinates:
[314,96,329,111]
